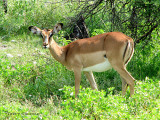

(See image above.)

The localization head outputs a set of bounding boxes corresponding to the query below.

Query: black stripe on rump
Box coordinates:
[123,41,129,60]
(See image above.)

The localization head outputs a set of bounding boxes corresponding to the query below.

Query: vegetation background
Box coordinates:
[0,0,160,119]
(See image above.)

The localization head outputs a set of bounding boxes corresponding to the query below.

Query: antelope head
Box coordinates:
[28,23,63,49]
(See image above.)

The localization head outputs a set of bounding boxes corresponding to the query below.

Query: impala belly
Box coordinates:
[82,58,112,72]
[81,51,112,72]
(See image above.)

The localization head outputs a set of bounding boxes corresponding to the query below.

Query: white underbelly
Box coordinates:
[82,59,112,72]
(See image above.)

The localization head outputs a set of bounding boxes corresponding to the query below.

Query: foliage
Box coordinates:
[0,0,160,119]
[59,81,160,120]
[91,29,105,36]
[0,0,159,41]
[0,80,160,119]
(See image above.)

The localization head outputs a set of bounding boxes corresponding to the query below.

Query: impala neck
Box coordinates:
[49,38,66,65]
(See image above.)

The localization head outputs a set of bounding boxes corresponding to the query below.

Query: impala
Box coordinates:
[29,23,135,97]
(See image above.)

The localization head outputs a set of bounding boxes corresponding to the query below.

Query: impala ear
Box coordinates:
[28,26,42,35]
[53,23,63,34]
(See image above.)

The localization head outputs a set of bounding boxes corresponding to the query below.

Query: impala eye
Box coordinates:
[40,33,43,38]
[49,32,53,38]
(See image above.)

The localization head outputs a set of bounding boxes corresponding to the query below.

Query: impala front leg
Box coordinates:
[73,68,82,98]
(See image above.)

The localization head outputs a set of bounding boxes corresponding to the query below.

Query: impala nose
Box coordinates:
[43,43,49,49]
[43,45,47,49]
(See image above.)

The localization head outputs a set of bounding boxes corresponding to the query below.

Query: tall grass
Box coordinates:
[0,0,72,40]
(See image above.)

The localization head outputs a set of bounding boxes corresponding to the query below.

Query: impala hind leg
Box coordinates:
[115,66,135,96]
[109,60,135,96]
[120,76,128,96]
[84,71,98,90]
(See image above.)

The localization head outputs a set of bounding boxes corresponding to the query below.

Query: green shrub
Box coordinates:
[58,79,160,119]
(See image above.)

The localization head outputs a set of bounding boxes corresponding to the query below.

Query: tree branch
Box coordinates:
[135,23,159,43]
[63,0,104,29]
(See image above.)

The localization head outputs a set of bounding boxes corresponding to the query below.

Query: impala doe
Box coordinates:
[29,23,135,97]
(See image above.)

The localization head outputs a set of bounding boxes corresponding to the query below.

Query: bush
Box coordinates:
[58,80,160,119]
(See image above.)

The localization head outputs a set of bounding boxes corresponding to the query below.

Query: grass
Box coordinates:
[0,0,160,119]
[0,33,160,119]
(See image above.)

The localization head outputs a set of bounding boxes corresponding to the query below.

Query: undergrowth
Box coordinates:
[0,0,160,119]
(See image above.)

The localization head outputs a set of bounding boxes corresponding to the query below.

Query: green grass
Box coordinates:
[0,34,160,119]
[0,0,160,119]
